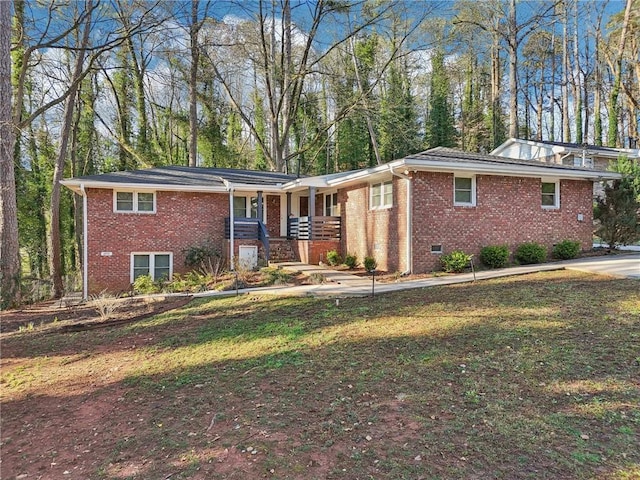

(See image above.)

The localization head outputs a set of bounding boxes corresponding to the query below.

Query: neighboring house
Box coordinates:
[61,147,620,297]
[491,138,640,170]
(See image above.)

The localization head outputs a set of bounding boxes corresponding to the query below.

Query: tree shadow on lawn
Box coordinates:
[2,283,639,479]
[1,271,637,362]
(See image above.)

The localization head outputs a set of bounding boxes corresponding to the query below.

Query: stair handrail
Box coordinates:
[257,219,270,262]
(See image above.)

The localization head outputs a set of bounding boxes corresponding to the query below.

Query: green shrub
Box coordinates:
[515,242,547,264]
[552,240,581,260]
[132,274,159,295]
[344,253,358,269]
[480,245,510,269]
[363,256,377,272]
[184,242,224,278]
[260,267,292,286]
[326,250,342,266]
[440,250,472,273]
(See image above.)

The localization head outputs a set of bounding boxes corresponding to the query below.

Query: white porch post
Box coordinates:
[81,184,88,299]
[309,187,316,217]
[228,187,235,270]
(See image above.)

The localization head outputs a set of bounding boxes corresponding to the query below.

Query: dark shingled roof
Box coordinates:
[408,147,598,172]
[70,166,299,187]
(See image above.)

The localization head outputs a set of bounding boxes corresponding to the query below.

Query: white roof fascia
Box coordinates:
[60,179,284,195]
[399,159,621,181]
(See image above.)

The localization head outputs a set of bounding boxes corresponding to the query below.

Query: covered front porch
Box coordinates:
[224,188,341,266]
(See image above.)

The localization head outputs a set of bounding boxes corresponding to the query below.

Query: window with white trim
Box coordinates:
[131,253,172,282]
[324,192,340,216]
[114,191,156,213]
[541,181,560,209]
[370,181,393,209]
[233,195,259,218]
[454,176,476,206]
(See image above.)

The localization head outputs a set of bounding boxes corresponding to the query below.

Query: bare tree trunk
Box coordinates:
[537,75,544,141]
[594,27,602,146]
[0,1,21,308]
[572,0,582,144]
[491,30,501,146]
[550,30,556,141]
[350,35,382,165]
[508,0,518,138]
[607,0,632,147]
[188,0,200,167]
[561,0,570,142]
[48,1,93,298]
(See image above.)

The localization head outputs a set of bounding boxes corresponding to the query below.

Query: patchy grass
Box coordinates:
[1,270,639,479]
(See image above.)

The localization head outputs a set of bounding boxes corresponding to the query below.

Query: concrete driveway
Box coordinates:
[563,253,640,279]
[191,253,639,300]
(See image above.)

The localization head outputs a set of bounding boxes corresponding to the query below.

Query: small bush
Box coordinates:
[184,242,224,279]
[552,240,581,260]
[326,250,342,266]
[480,245,510,269]
[344,253,358,269]
[515,242,547,264]
[132,275,159,295]
[363,256,377,272]
[89,290,120,320]
[260,267,292,286]
[309,272,325,284]
[440,250,472,273]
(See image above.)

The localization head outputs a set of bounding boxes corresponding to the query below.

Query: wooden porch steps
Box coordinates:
[268,238,298,263]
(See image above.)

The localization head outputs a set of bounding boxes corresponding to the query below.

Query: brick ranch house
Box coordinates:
[61,147,620,297]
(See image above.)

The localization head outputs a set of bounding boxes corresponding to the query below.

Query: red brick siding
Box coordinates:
[86,188,228,293]
[266,195,281,236]
[340,177,408,273]
[410,172,593,273]
[292,240,341,264]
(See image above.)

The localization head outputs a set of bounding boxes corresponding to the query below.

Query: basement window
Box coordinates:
[431,245,443,254]
[131,253,172,282]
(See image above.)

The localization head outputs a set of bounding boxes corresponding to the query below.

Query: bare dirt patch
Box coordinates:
[2,271,639,479]
[1,295,192,334]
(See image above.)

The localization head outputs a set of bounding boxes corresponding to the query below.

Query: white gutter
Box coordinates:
[80,184,88,299]
[389,166,412,275]
[59,180,285,196]
[396,159,620,181]
[223,179,235,271]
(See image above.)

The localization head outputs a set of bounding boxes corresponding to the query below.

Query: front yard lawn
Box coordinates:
[1,270,639,479]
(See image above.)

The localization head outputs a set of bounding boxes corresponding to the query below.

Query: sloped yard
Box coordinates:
[1,270,639,479]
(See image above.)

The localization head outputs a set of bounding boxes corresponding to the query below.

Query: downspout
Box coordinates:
[224,180,235,270]
[390,166,412,275]
[80,184,88,299]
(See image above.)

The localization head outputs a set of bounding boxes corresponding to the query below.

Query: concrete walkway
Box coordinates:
[192,253,639,299]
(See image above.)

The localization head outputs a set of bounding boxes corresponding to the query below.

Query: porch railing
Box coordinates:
[288,216,341,240]
[225,217,270,260]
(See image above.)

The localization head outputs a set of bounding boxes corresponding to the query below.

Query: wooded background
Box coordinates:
[0,0,637,306]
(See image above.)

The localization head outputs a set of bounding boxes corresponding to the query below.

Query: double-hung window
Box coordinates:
[541,180,560,209]
[324,192,339,216]
[233,196,259,218]
[370,181,393,209]
[131,253,172,282]
[115,191,156,213]
[454,176,476,206]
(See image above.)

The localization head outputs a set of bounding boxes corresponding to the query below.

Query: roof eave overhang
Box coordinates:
[398,158,622,181]
[60,179,286,195]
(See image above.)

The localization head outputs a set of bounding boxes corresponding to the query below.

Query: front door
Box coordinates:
[299,196,309,216]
